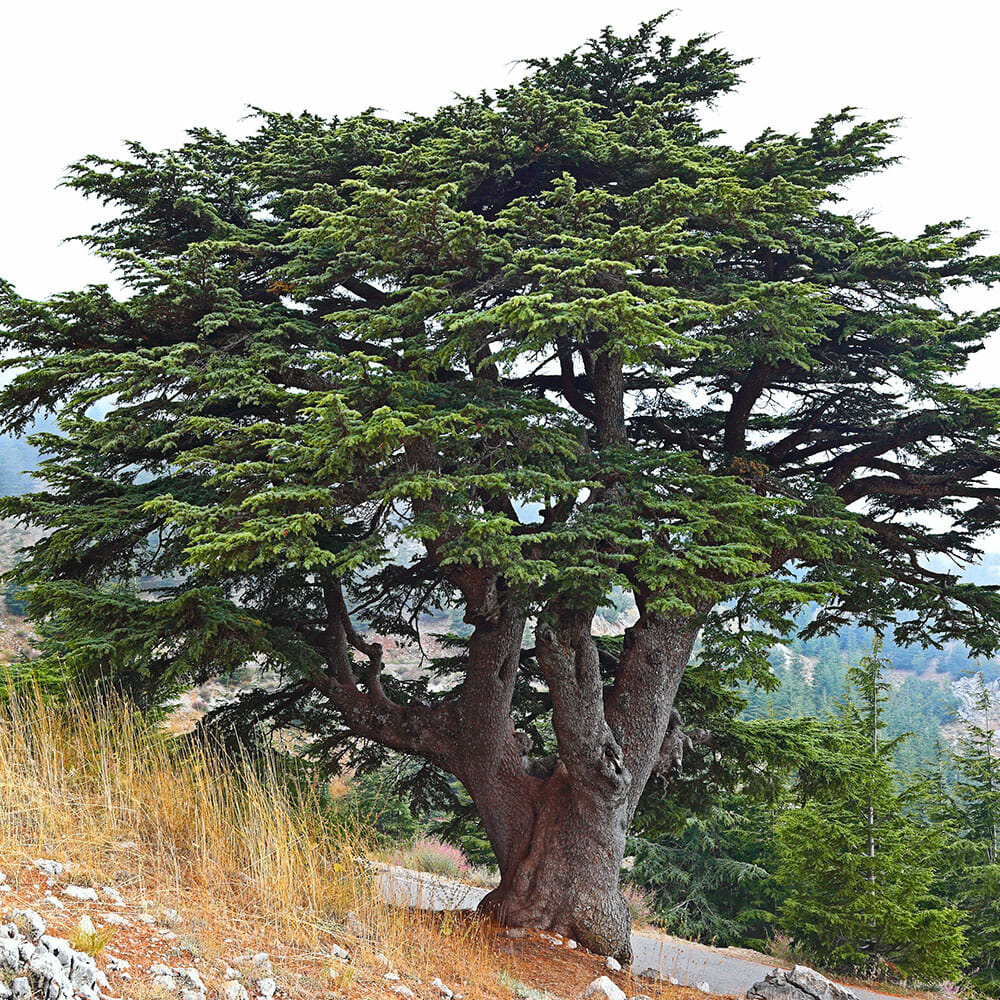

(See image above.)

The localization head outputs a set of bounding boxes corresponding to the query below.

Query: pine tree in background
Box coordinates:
[776,640,964,981]
[950,674,1000,990]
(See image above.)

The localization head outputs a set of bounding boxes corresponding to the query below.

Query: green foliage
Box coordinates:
[1,17,997,719]
[628,801,777,946]
[944,675,1000,991]
[337,767,422,844]
[775,641,965,981]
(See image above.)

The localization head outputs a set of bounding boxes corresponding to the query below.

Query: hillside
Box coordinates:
[0,687,717,1000]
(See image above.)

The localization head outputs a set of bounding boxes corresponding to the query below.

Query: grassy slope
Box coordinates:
[0,686,711,1000]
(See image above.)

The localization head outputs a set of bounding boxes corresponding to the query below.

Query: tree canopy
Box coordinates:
[2,15,1000,957]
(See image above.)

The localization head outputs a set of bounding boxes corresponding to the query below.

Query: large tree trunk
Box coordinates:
[477,762,632,961]
[458,607,705,963]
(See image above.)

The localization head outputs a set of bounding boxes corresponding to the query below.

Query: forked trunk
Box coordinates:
[458,611,704,963]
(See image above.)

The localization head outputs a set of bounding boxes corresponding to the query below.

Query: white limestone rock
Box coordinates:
[584,976,627,1000]
[177,967,207,994]
[747,965,857,1000]
[101,885,125,906]
[63,885,98,902]
[224,981,250,1000]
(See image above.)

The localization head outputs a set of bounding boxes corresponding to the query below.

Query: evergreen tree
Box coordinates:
[812,636,845,715]
[2,18,1000,958]
[776,640,964,981]
[950,674,1000,990]
[627,799,776,946]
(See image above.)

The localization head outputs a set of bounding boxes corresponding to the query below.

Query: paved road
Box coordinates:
[376,865,900,1000]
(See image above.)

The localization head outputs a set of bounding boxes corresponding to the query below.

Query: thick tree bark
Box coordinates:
[477,762,633,961]
[461,607,705,963]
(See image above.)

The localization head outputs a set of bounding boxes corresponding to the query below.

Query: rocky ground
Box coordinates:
[0,858,728,1000]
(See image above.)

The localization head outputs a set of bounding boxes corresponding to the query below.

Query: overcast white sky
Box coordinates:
[2,1,998,356]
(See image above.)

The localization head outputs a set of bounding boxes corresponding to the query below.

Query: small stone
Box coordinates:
[669,977,679,986]
[153,973,176,991]
[177,967,206,993]
[697,983,711,994]
[182,990,205,1000]
[252,952,273,977]
[584,977,627,1000]
[385,972,401,982]
[64,885,99,902]
[566,939,578,949]
[256,977,276,999]
[501,927,527,939]
[149,964,173,977]
[330,943,350,961]
[105,954,130,972]
[375,953,390,967]
[431,977,453,998]
[33,859,64,878]
[28,950,69,993]
[42,892,65,911]
[39,934,75,967]
[391,986,415,999]
[637,969,661,982]
[0,939,19,970]
[101,912,128,925]
[605,957,622,973]
[70,955,101,992]
[224,982,249,1000]
[10,980,28,1000]
[102,886,125,906]
[225,966,242,980]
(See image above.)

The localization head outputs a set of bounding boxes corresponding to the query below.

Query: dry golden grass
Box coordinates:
[0,684,532,998]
